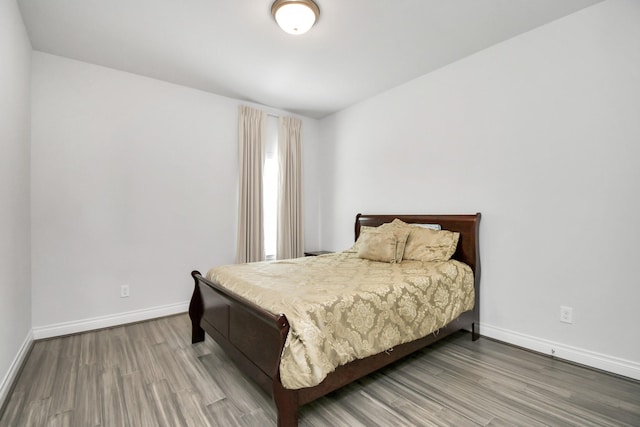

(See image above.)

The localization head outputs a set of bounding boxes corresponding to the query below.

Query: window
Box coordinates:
[263,116,279,260]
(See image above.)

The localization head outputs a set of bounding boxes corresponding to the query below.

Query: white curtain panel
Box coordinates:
[277,116,304,259]
[236,105,266,263]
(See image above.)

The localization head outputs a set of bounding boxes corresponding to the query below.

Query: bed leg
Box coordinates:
[273,383,299,427]
[472,322,480,341]
[191,322,205,344]
[189,270,205,344]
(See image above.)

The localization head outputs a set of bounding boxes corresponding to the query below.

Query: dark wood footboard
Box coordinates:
[189,270,289,391]
[189,213,481,426]
[190,270,303,425]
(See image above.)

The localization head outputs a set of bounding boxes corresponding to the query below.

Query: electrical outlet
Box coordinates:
[560,305,572,324]
[120,284,130,298]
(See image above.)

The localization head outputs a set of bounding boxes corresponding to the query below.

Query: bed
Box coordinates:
[189,213,481,426]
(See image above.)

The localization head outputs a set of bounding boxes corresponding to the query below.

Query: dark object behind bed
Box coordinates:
[189,213,481,427]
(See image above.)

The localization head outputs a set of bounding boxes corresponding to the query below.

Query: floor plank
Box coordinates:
[1,313,639,426]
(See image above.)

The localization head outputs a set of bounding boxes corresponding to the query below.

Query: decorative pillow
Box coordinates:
[403,226,460,262]
[357,230,398,263]
[346,225,376,253]
[378,222,410,262]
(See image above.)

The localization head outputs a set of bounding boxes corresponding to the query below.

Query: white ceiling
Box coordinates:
[18,0,602,119]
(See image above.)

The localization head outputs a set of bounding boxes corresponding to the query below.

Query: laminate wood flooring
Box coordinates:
[1,314,638,426]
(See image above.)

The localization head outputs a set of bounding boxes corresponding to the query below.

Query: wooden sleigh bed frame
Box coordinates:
[189,213,481,426]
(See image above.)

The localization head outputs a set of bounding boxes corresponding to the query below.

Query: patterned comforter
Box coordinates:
[206,251,474,389]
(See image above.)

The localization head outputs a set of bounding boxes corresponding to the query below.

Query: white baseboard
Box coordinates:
[481,323,640,381]
[0,330,33,408]
[32,301,190,340]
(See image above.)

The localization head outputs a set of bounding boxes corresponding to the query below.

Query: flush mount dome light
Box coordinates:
[271,0,320,35]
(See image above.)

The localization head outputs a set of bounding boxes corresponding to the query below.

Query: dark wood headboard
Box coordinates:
[354,213,481,279]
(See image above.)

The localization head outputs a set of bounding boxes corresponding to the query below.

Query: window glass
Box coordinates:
[263,116,278,260]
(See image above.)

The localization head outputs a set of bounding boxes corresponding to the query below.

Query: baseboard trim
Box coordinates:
[32,301,190,340]
[0,330,33,411]
[481,323,640,381]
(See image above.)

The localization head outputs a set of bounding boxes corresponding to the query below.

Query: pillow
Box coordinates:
[412,223,442,231]
[390,218,441,230]
[357,230,398,263]
[346,225,376,253]
[403,226,460,262]
[378,222,410,262]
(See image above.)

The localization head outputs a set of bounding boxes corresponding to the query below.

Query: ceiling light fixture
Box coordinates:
[271,0,320,35]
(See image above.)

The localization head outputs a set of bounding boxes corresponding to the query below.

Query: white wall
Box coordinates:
[31,52,321,333]
[0,0,32,405]
[319,0,640,378]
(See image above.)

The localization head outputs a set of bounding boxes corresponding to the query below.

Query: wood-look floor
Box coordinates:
[1,314,638,426]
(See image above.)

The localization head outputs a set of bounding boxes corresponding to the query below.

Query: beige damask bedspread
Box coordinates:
[206,252,474,389]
